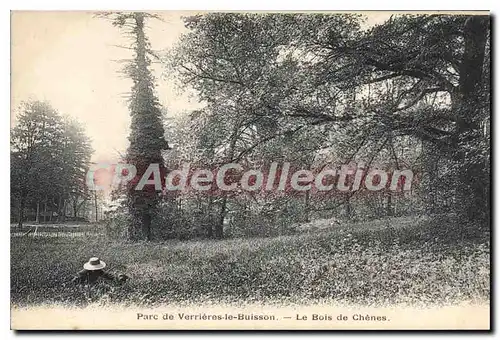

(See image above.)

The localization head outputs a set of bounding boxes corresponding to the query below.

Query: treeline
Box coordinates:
[70,13,489,241]
[11,13,490,242]
[11,101,94,226]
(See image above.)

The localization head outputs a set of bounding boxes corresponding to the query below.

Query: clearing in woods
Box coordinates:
[10,216,490,307]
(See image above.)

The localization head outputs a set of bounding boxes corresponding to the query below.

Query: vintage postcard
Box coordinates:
[10,10,491,330]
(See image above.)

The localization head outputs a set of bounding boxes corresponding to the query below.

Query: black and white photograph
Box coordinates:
[9,10,491,330]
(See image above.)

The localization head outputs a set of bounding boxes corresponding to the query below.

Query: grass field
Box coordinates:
[11,215,490,307]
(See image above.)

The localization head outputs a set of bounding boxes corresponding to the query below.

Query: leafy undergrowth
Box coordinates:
[11,215,490,307]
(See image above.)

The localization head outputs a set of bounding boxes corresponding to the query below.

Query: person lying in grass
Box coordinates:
[72,257,128,285]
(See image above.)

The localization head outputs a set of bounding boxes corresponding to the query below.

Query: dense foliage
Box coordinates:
[11,101,93,225]
[162,13,490,239]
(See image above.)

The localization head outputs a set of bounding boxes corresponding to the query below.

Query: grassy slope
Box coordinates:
[11,216,490,307]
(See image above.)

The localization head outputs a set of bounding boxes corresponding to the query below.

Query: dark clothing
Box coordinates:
[72,269,122,284]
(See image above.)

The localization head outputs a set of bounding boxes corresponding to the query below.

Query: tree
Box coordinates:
[171,13,490,229]
[11,100,93,226]
[103,12,170,240]
[168,13,378,236]
[11,101,63,226]
[58,117,93,221]
[309,14,490,222]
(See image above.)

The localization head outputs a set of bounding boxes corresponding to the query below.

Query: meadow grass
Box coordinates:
[11,215,490,307]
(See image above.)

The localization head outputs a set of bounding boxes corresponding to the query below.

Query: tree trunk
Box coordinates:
[43,198,48,223]
[386,193,393,217]
[215,197,226,239]
[304,191,310,223]
[82,199,87,221]
[214,119,241,240]
[17,195,25,228]
[57,195,65,222]
[207,223,214,238]
[128,219,138,241]
[207,197,214,238]
[35,202,40,223]
[454,16,489,222]
[94,191,99,223]
[61,198,67,223]
[73,198,78,218]
[141,212,152,241]
[73,198,86,219]
[422,140,439,215]
[344,195,353,219]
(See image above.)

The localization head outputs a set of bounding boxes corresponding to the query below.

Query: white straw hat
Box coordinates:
[83,257,106,271]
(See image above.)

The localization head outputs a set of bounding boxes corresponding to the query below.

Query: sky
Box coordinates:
[11,11,393,163]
